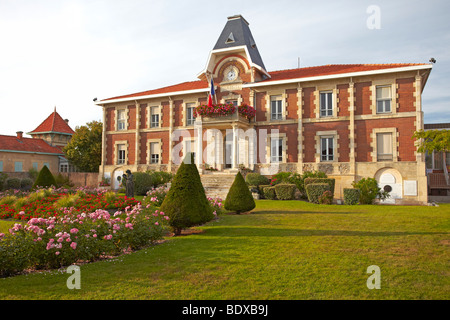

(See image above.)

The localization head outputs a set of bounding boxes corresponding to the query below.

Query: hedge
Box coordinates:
[132,172,154,196]
[245,173,270,187]
[304,178,335,196]
[258,184,271,198]
[305,183,330,204]
[6,178,21,190]
[262,186,277,200]
[274,184,296,200]
[344,188,360,205]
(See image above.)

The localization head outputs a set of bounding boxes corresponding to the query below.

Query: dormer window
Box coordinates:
[225,32,235,44]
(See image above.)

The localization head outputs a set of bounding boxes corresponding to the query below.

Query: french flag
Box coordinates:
[208,78,215,107]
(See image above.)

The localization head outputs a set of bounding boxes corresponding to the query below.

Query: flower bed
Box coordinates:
[194,103,255,120]
[0,188,139,221]
[0,203,169,277]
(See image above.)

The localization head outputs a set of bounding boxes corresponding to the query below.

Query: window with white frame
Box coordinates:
[117,144,126,164]
[186,103,195,126]
[376,132,393,161]
[376,86,392,113]
[270,95,283,120]
[320,136,334,161]
[184,139,196,163]
[226,99,238,106]
[117,109,126,131]
[150,106,160,128]
[320,91,333,117]
[270,137,283,163]
[150,142,160,164]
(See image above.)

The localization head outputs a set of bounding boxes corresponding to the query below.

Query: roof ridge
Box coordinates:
[267,63,428,74]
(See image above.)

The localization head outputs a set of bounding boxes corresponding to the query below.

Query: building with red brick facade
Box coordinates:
[96,15,433,204]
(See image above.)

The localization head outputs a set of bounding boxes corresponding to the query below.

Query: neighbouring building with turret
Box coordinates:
[0,109,75,175]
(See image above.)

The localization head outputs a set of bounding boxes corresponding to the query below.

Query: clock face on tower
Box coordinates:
[225,67,238,81]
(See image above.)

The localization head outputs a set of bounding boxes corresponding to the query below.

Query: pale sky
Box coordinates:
[0,0,449,137]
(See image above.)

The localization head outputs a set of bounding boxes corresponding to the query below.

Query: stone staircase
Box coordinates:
[200,172,236,200]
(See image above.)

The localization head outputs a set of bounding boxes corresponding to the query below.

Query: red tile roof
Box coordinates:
[100,63,430,102]
[29,110,75,135]
[0,135,64,155]
[101,80,209,102]
[263,63,429,82]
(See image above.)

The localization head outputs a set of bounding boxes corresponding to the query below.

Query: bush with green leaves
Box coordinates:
[147,171,173,187]
[160,153,213,235]
[20,178,33,191]
[0,205,168,277]
[274,184,296,200]
[262,186,277,200]
[304,178,335,197]
[32,166,56,189]
[318,190,333,205]
[6,178,21,190]
[343,188,360,205]
[258,184,271,198]
[288,171,327,198]
[0,173,9,191]
[306,183,330,204]
[132,172,154,196]
[224,172,256,214]
[245,172,270,187]
[352,178,389,204]
[271,172,292,185]
[55,174,73,188]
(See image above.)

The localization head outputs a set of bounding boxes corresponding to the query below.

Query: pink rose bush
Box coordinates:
[142,186,169,207]
[0,204,168,277]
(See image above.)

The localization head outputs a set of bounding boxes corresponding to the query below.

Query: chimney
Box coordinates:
[64,119,69,124]
[16,131,23,140]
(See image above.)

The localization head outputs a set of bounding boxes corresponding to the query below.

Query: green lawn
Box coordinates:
[0,200,449,300]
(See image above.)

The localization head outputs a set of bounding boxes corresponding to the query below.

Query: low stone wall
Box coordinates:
[60,172,99,188]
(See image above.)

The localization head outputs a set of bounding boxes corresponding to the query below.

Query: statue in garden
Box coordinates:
[122,170,134,198]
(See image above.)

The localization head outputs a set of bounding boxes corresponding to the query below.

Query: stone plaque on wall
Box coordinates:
[404,180,417,196]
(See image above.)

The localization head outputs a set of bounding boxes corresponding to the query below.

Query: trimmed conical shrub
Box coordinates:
[32,165,56,189]
[224,171,256,214]
[160,153,214,235]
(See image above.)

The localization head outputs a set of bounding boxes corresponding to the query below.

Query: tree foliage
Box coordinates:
[32,165,56,189]
[63,121,102,172]
[160,153,214,235]
[224,172,256,214]
[413,129,450,153]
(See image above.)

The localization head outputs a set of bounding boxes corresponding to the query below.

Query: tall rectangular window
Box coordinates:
[150,106,160,128]
[117,109,126,130]
[270,138,283,163]
[185,139,196,163]
[0,161,3,172]
[376,86,392,113]
[32,162,38,171]
[186,103,195,126]
[150,142,160,164]
[117,144,126,164]
[270,96,283,120]
[14,161,23,172]
[320,91,333,117]
[321,137,334,161]
[376,133,393,161]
